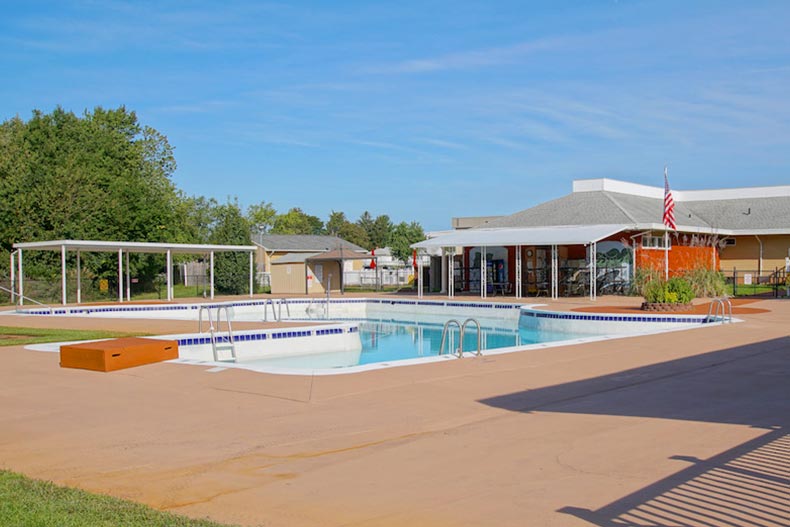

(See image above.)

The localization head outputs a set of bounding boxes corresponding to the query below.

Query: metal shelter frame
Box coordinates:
[412,224,626,301]
[11,240,257,306]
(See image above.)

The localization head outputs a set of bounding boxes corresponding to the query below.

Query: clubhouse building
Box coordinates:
[414,178,790,299]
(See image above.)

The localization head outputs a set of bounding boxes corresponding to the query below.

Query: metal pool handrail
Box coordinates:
[439,319,463,357]
[198,304,237,361]
[440,318,484,358]
[0,285,53,314]
[706,297,733,324]
[460,318,482,357]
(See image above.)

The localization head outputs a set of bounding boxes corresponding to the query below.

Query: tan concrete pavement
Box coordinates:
[0,295,788,526]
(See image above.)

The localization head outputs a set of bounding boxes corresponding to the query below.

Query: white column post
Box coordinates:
[249,251,254,297]
[587,244,593,301]
[126,251,131,301]
[516,245,522,298]
[481,246,487,299]
[118,249,123,303]
[417,250,424,299]
[590,242,597,301]
[18,249,23,306]
[440,250,447,294]
[209,251,215,299]
[76,250,81,304]
[10,251,15,304]
[61,244,67,305]
[448,247,455,298]
[552,245,559,299]
[166,250,172,301]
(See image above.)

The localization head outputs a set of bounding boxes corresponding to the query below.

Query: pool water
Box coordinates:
[240,317,593,371]
[356,319,589,364]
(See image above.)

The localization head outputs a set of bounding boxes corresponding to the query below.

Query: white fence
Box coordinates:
[343,268,413,288]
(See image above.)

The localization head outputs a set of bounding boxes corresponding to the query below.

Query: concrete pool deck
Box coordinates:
[0,294,788,526]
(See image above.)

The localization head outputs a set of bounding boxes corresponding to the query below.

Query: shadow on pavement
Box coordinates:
[479,336,790,526]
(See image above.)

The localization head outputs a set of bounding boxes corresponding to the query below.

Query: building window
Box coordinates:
[642,235,671,249]
[722,237,736,247]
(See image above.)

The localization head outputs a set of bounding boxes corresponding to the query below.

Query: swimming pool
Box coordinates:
[232,317,594,370]
[14,298,729,374]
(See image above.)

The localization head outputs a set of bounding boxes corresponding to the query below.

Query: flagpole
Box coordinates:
[663,165,670,281]
[664,228,669,280]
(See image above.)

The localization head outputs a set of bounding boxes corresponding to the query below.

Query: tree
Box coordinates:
[246,201,277,241]
[209,199,251,294]
[325,211,347,237]
[370,214,393,249]
[271,208,324,235]
[326,211,370,248]
[0,106,182,281]
[338,222,370,249]
[389,221,425,263]
[356,211,374,249]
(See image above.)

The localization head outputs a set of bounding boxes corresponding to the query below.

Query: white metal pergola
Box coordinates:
[412,224,629,301]
[10,240,257,306]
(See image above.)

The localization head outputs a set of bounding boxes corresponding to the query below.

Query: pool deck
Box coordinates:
[0,294,788,526]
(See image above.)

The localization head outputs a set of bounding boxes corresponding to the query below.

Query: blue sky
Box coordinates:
[2,1,789,231]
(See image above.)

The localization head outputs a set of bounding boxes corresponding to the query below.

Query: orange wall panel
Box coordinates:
[636,246,717,276]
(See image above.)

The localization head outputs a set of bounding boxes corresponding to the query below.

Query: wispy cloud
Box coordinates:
[417,138,466,149]
[369,37,566,74]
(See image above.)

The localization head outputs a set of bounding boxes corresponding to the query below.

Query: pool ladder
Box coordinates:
[439,318,482,358]
[263,298,291,322]
[705,297,733,324]
[198,305,237,362]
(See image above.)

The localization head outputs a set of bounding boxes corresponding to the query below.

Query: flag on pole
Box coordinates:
[663,167,676,230]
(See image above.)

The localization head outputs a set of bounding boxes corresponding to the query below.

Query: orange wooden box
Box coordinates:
[60,337,179,372]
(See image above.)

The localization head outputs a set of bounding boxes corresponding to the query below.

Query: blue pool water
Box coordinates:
[240,317,595,371]
[356,319,589,365]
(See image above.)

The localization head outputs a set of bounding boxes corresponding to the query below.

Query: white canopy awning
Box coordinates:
[11,239,257,306]
[412,224,629,249]
[13,239,255,254]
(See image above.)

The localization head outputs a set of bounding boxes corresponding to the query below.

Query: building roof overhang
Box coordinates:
[412,224,629,249]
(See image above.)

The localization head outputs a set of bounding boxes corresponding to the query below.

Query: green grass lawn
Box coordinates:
[0,470,238,527]
[0,326,146,347]
[725,284,778,297]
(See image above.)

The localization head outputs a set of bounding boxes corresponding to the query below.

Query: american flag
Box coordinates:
[663,167,676,230]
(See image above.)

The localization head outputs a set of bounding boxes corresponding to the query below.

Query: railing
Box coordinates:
[439,318,483,358]
[460,318,482,357]
[198,304,237,361]
[706,297,733,324]
[0,285,54,313]
[439,319,462,357]
[263,298,291,322]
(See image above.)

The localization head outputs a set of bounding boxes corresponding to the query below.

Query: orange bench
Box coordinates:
[60,337,179,372]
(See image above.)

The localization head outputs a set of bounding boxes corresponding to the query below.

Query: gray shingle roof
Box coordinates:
[684,197,790,230]
[483,192,636,229]
[255,235,366,252]
[482,191,790,232]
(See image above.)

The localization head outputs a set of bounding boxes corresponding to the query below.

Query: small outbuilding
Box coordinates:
[269,248,374,295]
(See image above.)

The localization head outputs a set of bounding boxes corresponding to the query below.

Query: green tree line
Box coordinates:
[0,107,425,296]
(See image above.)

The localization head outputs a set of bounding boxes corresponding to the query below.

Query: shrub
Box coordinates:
[643,278,666,303]
[641,276,695,304]
[631,268,661,297]
[684,268,726,298]
[666,277,695,304]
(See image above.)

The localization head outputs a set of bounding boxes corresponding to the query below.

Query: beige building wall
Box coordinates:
[270,262,308,295]
[719,235,790,273]
[306,261,342,294]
